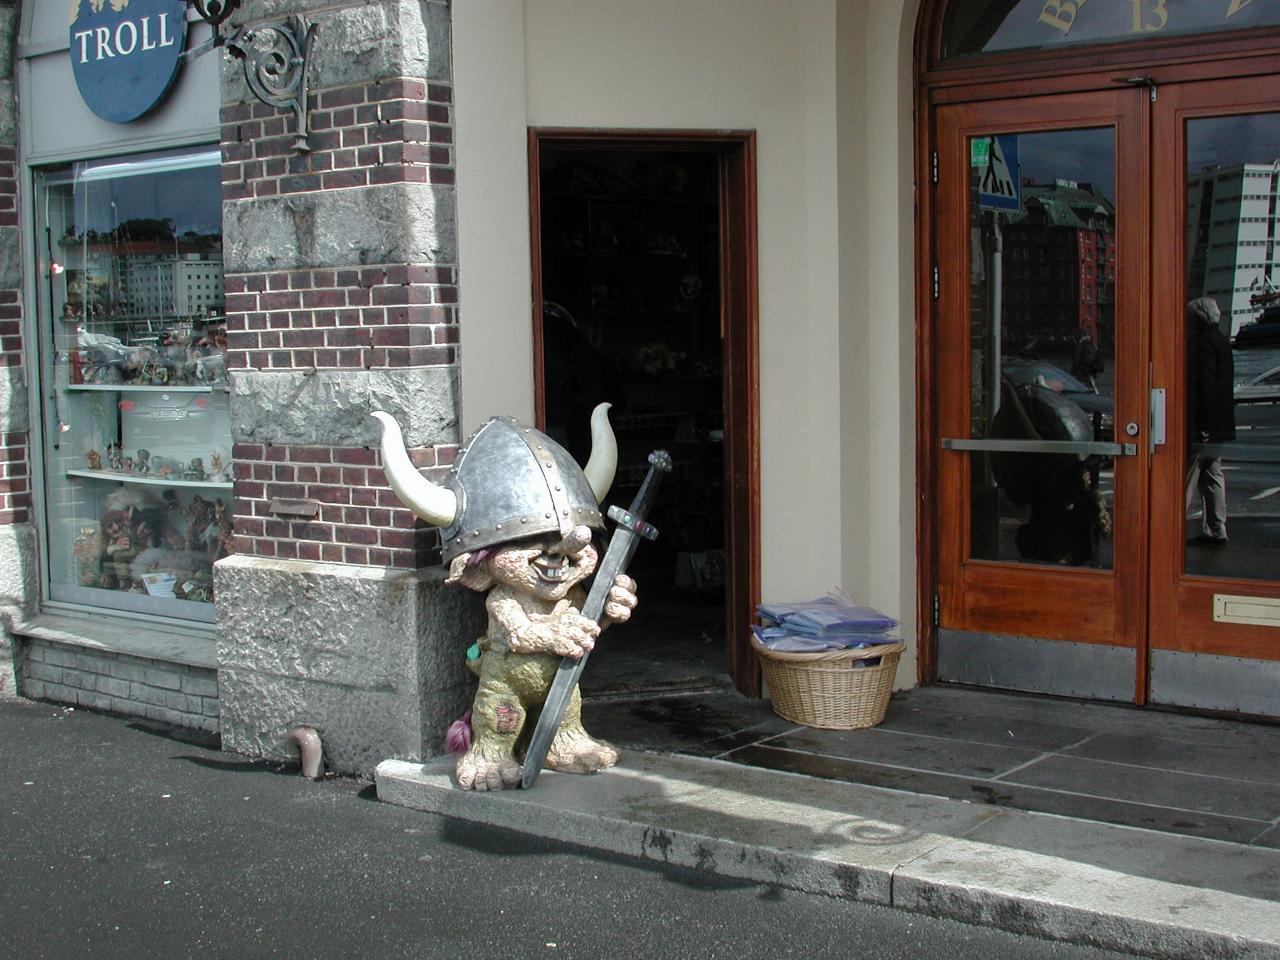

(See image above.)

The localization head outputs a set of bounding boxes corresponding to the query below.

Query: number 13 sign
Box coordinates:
[1040,0,1262,37]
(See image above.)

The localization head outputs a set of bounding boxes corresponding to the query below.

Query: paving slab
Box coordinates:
[377,750,1280,960]
[719,741,1274,844]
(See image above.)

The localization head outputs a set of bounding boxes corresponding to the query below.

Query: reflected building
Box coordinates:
[1000,180,1116,352]
[1187,162,1280,337]
[58,235,224,322]
[121,253,224,320]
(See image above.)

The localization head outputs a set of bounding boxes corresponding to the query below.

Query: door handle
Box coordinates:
[1150,388,1166,454]
[941,438,1137,457]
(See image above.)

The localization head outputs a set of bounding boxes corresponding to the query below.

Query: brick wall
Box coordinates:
[228,440,452,567]
[222,66,458,568]
[18,638,220,734]
[0,142,27,527]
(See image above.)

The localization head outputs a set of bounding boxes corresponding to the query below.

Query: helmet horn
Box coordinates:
[370,411,458,528]
[582,402,617,503]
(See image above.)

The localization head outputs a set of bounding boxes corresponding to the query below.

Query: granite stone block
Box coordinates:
[221,0,451,105]
[230,368,458,448]
[222,182,457,274]
[216,554,482,776]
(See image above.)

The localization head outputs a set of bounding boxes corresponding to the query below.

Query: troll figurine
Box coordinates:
[372,404,636,791]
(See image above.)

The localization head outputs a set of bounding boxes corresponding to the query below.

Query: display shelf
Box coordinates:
[59,320,225,330]
[67,469,232,491]
[66,383,223,393]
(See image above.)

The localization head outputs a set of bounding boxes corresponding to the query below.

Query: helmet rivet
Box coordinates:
[545,513,552,519]
[555,485,561,491]
[496,524,502,530]
[562,509,569,517]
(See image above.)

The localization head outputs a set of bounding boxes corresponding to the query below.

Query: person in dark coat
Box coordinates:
[1185,297,1235,545]
[1071,330,1103,393]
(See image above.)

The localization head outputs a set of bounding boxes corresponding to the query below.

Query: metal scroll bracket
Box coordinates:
[190,0,240,46]
[226,15,319,153]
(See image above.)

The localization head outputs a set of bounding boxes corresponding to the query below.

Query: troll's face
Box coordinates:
[448,524,599,602]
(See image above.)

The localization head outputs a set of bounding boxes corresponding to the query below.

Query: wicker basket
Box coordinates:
[751,632,903,730]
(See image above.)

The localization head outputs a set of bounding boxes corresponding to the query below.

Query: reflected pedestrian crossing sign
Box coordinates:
[975,135,1020,213]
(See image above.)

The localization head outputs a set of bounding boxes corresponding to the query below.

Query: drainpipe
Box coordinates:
[285,725,323,779]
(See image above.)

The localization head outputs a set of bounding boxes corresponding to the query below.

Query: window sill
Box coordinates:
[11,613,217,671]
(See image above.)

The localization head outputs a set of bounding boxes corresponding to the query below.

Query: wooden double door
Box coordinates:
[932,76,1280,714]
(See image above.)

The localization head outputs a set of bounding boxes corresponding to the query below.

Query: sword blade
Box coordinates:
[521,451,671,788]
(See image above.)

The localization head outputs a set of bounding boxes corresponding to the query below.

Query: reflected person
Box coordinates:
[1185,297,1235,546]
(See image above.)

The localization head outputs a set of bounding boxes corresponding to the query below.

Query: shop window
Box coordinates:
[34,147,229,624]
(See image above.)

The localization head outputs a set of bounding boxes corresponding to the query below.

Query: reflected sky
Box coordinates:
[1008,128,1116,202]
[984,115,1280,205]
[1188,114,1280,173]
[73,168,222,238]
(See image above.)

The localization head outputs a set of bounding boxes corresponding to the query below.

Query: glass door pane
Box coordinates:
[1183,113,1280,580]
[967,128,1118,568]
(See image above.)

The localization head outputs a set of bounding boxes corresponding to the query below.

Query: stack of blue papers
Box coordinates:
[755,590,898,653]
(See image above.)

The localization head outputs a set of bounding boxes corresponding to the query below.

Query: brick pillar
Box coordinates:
[215,0,480,774]
[0,0,34,700]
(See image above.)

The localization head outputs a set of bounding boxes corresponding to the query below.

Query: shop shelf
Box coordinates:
[66,469,233,491]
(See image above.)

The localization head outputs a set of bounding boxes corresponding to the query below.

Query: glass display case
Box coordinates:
[34,146,230,623]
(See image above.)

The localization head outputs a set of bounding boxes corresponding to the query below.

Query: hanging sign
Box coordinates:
[69,0,189,124]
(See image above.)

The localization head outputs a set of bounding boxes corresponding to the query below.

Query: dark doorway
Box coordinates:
[531,134,758,698]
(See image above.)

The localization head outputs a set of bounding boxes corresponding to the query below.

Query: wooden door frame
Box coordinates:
[930,91,1152,701]
[527,128,763,696]
[1149,76,1280,663]
[914,0,1280,686]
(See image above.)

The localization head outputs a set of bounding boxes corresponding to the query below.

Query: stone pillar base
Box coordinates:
[0,524,38,701]
[215,554,483,777]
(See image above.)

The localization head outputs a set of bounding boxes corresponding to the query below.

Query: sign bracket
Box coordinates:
[187,0,318,152]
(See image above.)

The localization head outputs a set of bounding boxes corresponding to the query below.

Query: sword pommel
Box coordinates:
[648,449,673,473]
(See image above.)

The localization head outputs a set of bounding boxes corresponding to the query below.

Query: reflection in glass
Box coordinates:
[968,128,1116,568]
[1184,113,1280,580]
[943,0,1280,60]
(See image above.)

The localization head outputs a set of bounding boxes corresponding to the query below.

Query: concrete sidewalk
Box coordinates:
[377,748,1280,960]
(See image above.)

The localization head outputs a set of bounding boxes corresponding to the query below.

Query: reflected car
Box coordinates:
[1233,307,1280,350]
[1001,357,1115,440]
[1234,364,1280,404]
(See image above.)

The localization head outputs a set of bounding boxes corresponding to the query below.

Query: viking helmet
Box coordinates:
[372,403,617,563]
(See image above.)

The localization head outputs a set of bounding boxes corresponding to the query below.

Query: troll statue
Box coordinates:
[371,405,636,791]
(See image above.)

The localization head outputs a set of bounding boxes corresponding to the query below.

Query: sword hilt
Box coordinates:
[622,449,671,524]
[606,505,659,541]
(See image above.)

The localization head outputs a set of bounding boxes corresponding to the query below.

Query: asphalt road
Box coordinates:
[0,698,1135,960]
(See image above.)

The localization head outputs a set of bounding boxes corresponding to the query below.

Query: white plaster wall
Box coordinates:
[452,0,536,429]
[453,0,922,679]
[840,0,923,684]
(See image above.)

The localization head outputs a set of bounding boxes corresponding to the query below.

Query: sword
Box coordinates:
[521,449,673,788]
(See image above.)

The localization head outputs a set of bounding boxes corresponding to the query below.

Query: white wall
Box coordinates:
[453,0,921,680]
[844,0,923,683]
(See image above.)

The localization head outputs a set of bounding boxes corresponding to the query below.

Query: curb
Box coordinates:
[376,752,1280,960]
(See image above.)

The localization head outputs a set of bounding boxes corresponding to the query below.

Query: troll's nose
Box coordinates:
[553,524,593,558]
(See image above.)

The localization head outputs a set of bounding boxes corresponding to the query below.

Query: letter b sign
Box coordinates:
[69,0,188,123]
